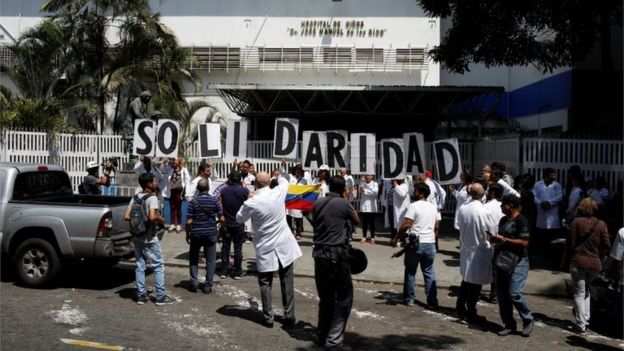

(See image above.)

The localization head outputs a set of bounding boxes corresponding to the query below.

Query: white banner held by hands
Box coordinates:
[225,118,248,162]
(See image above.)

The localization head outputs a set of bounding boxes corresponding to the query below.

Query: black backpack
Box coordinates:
[129,193,155,236]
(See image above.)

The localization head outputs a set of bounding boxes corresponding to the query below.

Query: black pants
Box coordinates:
[287,216,303,236]
[361,212,376,238]
[386,206,397,236]
[221,224,245,274]
[257,261,295,324]
[456,280,482,321]
[314,258,353,349]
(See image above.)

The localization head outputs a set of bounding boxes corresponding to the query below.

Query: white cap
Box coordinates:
[319,164,330,171]
[86,160,99,171]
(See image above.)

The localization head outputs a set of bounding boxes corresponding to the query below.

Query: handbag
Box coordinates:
[494,250,520,274]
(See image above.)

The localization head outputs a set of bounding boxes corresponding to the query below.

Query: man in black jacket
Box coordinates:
[312,176,360,350]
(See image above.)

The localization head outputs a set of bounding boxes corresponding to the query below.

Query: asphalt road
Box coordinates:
[1,263,622,351]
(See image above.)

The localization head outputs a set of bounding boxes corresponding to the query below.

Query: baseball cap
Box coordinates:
[86,160,99,171]
[425,169,432,178]
[319,164,330,171]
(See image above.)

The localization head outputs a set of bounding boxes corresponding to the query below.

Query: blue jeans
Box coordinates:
[221,224,245,274]
[134,237,166,300]
[189,236,217,288]
[496,256,533,329]
[403,242,438,306]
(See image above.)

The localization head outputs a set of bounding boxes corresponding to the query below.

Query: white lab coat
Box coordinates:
[359,180,379,213]
[532,180,563,229]
[455,199,497,285]
[185,176,213,202]
[498,178,520,198]
[236,177,302,272]
[484,199,505,226]
[392,182,411,228]
[452,184,471,230]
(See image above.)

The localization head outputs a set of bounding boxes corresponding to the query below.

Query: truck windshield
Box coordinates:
[13,171,74,200]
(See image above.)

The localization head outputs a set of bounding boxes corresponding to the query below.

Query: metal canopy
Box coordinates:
[218,86,504,120]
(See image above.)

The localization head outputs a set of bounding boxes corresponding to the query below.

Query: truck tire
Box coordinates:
[14,238,61,288]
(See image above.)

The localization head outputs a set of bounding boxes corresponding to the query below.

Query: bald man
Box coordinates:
[236,172,302,328]
[454,183,497,330]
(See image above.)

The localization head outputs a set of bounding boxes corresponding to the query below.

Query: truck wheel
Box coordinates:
[14,238,61,288]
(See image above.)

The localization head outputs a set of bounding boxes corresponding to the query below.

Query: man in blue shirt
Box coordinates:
[219,171,250,279]
[186,178,225,294]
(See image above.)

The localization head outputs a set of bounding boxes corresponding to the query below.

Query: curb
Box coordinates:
[159,260,571,298]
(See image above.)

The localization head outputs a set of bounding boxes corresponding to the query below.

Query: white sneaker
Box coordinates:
[176,225,182,232]
[168,225,175,232]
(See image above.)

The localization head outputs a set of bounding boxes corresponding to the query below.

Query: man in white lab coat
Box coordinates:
[392,178,411,232]
[454,183,497,329]
[236,172,302,328]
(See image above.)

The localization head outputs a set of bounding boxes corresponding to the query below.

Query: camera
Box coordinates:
[101,157,119,172]
[406,232,419,250]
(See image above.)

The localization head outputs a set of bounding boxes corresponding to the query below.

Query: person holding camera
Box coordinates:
[391,182,439,309]
[79,160,111,195]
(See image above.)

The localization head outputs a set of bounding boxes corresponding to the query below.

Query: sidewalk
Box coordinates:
[158,218,572,297]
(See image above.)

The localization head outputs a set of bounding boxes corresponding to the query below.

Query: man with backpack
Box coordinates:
[124,173,177,306]
[186,178,225,294]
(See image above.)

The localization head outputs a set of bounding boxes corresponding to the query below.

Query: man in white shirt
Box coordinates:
[454,183,497,329]
[491,170,520,198]
[532,168,563,254]
[392,178,411,233]
[392,182,439,309]
[483,183,504,303]
[185,163,213,202]
[236,172,302,328]
[417,170,447,248]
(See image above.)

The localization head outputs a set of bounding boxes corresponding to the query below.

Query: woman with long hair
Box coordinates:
[165,157,191,232]
[561,197,611,333]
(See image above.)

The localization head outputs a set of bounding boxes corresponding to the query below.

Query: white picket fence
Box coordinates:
[522,138,624,192]
[1,129,622,211]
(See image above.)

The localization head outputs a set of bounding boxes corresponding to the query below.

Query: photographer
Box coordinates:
[391,182,439,309]
[79,160,111,195]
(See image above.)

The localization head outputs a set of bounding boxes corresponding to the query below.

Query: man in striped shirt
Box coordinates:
[186,178,225,294]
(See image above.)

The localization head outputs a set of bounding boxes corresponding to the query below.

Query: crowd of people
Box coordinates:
[77,155,623,348]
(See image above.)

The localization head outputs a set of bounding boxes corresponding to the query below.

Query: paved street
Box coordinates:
[1,262,622,351]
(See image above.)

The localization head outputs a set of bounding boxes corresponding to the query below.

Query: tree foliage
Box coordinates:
[1,0,200,133]
[418,0,623,73]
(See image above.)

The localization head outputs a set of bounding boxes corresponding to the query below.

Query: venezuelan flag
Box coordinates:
[285,184,321,212]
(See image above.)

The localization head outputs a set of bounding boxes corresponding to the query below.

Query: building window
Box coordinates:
[193,47,240,69]
[322,47,352,64]
[355,48,383,64]
[396,48,425,65]
[0,46,14,66]
[259,48,314,64]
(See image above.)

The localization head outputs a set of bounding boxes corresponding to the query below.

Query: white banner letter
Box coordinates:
[350,133,376,175]
[273,118,299,160]
[225,118,248,162]
[432,138,462,185]
[381,139,405,180]
[198,123,222,158]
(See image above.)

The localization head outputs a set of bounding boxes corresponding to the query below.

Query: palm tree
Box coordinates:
[2,0,202,134]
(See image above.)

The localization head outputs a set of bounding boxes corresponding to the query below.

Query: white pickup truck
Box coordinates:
[0,163,134,287]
